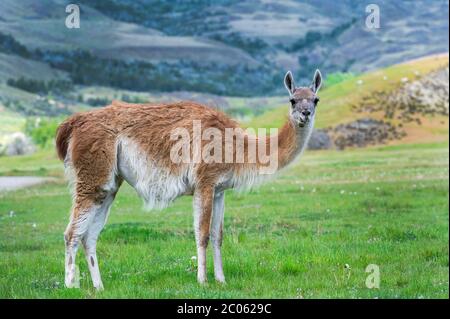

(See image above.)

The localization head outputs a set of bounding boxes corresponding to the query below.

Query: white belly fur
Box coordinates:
[117,137,192,210]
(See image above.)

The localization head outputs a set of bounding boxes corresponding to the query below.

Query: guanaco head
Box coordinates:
[284,69,322,128]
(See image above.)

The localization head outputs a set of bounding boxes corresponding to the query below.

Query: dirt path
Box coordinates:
[0,176,55,192]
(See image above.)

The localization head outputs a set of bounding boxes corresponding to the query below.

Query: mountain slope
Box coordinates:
[82,0,449,80]
[0,53,68,81]
[249,54,449,146]
[0,0,256,67]
[0,0,448,96]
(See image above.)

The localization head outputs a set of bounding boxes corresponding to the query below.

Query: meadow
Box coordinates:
[0,53,448,299]
[0,141,448,298]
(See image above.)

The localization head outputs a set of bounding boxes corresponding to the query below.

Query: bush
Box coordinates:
[0,133,36,156]
[25,118,60,148]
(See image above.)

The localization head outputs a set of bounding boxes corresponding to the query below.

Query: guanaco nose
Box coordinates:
[301,110,311,117]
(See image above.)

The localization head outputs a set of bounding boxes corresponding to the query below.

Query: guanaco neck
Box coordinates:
[231,116,313,190]
[275,117,314,170]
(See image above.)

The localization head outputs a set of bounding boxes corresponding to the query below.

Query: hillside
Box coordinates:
[0,54,448,151]
[0,0,448,97]
[250,54,449,147]
[78,0,450,82]
[0,0,255,66]
[0,53,68,82]
[0,0,448,151]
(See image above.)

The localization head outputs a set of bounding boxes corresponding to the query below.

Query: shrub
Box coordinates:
[0,132,36,156]
[25,118,61,148]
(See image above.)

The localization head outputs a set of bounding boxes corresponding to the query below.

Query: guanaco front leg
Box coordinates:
[211,191,225,283]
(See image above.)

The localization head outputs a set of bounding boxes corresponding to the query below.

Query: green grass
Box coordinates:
[0,110,26,141]
[0,148,61,177]
[0,141,448,298]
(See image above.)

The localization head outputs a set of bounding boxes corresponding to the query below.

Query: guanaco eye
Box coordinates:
[290,98,296,107]
[314,97,320,105]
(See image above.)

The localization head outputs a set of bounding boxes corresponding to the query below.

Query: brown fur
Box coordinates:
[56,116,77,161]
[197,186,214,247]
[57,100,300,172]
[58,100,302,234]
[57,101,300,203]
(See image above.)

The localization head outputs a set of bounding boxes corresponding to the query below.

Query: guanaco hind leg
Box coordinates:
[64,197,93,289]
[64,183,119,290]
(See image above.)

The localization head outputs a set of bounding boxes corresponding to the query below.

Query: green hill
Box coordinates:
[249,54,449,146]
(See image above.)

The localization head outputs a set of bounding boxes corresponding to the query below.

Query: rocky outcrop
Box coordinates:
[307,129,333,150]
[328,118,405,150]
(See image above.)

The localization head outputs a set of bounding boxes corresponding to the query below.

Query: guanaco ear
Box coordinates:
[284,71,296,95]
[311,69,322,93]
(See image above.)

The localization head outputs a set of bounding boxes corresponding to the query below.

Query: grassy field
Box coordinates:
[0,141,448,298]
[0,54,448,299]
[0,110,25,142]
